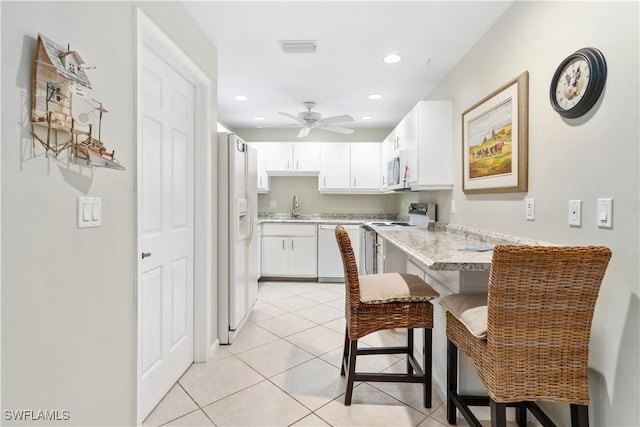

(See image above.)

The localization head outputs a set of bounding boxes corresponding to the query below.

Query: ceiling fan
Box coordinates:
[258,101,354,138]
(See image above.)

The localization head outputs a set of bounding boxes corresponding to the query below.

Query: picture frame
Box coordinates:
[462,71,528,194]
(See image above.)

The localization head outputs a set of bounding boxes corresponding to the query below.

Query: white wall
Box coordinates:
[427,2,638,425]
[237,127,390,143]
[259,176,400,215]
[1,2,217,425]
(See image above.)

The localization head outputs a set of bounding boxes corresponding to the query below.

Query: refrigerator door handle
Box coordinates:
[245,188,254,246]
[244,146,255,247]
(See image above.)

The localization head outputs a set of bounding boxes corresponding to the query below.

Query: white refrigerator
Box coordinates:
[218,132,259,344]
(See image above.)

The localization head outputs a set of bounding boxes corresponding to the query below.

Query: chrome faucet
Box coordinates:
[292,195,300,218]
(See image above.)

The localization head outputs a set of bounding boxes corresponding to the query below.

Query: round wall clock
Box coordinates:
[549,47,607,118]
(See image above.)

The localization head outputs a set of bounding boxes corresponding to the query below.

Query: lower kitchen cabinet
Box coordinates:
[261,223,317,278]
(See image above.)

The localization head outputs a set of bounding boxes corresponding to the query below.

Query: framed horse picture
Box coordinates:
[462,72,528,194]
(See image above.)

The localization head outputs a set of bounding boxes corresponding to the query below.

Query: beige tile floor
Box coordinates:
[143,281,512,427]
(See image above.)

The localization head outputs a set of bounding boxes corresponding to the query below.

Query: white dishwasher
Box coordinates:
[317,224,361,282]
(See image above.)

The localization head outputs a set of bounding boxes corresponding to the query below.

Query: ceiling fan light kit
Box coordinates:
[257,101,355,138]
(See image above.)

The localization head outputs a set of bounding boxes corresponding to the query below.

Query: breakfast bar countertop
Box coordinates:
[377,228,493,271]
[375,225,551,272]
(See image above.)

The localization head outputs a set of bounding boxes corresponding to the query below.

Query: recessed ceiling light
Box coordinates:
[361,116,372,120]
[383,53,403,64]
[254,116,265,121]
[368,94,382,100]
[234,95,248,101]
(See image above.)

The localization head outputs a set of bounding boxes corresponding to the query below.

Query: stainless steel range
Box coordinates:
[362,203,436,274]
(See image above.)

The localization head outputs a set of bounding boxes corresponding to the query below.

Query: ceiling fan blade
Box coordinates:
[297,127,311,138]
[319,114,354,125]
[278,112,303,122]
[317,125,354,135]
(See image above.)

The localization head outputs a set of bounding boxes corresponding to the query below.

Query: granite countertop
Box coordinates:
[258,213,396,225]
[377,228,494,271]
[376,224,554,272]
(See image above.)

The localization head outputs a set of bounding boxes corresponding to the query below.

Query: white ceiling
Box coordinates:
[183,1,512,132]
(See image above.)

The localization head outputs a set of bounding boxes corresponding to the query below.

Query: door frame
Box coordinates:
[135,9,213,423]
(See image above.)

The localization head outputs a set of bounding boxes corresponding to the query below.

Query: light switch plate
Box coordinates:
[78,197,101,228]
[568,200,582,226]
[597,198,613,228]
[525,198,535,220]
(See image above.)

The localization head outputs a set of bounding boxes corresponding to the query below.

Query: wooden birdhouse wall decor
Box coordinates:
[31,33,125,170]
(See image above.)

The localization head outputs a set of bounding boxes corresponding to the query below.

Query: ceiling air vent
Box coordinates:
[279,40,316,54]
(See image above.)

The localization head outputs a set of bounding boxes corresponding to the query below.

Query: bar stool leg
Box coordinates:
[516,403,527,427]
[340,326,349,376]
[490,400,507,427]
[344,339,358,405]
[447,339,458,424]
[570,404,589,427]
[407,328,414,374]
[424,328,432,408]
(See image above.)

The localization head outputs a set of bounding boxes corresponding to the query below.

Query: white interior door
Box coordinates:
[139,45,195,419]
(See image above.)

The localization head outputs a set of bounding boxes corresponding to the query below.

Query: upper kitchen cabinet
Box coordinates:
[409,100,453,190]
[248,142,269,193]
[319,143,350,190]
[384,100,453,191]
[265,142,320,175]
[351,143,382,190]
[319,142,382,193]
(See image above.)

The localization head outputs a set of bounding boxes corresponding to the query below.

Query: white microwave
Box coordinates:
[387,150,409,190]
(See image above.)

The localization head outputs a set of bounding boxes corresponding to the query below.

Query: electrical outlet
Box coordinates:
[525,198,535,220]
[568,200,582,226]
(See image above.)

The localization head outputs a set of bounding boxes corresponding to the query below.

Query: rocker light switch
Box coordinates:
[597,198,613,228]
[78,197,102,228]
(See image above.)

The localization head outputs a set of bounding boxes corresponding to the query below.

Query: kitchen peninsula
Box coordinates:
[258,215,551,398]
[373,224,551,402]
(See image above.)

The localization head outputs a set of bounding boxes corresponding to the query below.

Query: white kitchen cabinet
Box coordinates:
[265,142,320,175]
[319,142,382,193]
[261,223,317,278]
[319,143,350,189]
[350,143,381,190]
[381,100,453,191]
[407,100,453,190]
[261,236,289,276]
[248,142,269,193]
[287,237,317,277]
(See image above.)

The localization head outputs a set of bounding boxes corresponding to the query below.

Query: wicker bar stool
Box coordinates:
[334,225,440,407]
[440,245,612,427]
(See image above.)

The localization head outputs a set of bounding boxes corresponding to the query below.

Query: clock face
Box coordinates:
[549,47,607,118]
[555,58,590,111]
